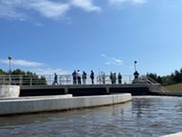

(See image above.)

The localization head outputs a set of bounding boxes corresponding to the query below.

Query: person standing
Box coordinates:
[90,70,94,84]
[110,72,114,84]
[101,71,106,84]
[77,70,81,85]
[72,70,77,85]
[113,73,117,84]
[118,73,122,84]
[82,71,87,85]
[133,71,139,83]
[53,73,58,85]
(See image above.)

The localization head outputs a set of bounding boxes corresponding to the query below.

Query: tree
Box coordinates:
[0,69,47,85]
[146,73,158,81]
[162,75,174,86]
[172,70,182,84]
[146,73,162,84]
[157,76,163,84]
[0,69,5,75]
[147,67,182,86]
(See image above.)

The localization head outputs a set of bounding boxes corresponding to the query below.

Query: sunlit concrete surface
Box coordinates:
[0,94,73,100]
[0,85,20,98]
[0,93,131,116]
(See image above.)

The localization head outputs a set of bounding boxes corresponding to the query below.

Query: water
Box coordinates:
[0,96,182,137]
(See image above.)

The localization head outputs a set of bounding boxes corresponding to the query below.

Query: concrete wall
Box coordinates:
[20,84,150,96]
[0,93,131,116]
[0,85,20,98]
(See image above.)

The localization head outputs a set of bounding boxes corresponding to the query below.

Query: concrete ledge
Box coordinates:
[0,93,131,116]
[0,85,20,98]
[161,132,182,137]
[164,91,182,96]
[0,94,73,100]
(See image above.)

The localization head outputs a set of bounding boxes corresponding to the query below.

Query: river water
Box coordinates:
[0,96,182,137]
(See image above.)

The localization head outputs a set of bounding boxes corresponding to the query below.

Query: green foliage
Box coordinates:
[11,69,25,75]
[147,68,182,86]
[146,73,163,84]
[0,69,6,75]
[0,68,47,85]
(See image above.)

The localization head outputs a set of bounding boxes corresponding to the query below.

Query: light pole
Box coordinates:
[8,56,12,85]
[134,60,137,72]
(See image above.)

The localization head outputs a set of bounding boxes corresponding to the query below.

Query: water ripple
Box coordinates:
[0,96,182,137]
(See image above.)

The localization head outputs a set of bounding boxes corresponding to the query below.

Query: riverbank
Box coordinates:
[165,83,182,91]
[162,83,182,96]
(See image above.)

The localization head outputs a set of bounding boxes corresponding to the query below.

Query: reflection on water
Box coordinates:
[0,96,182,137]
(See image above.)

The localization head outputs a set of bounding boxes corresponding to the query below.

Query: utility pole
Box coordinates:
[134,60,137,72]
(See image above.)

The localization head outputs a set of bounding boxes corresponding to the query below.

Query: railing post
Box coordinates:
[30,76,32,86]
[2,75,4,85]
[129,75,131,84]
[20,75,23,85]
[19,75,22,85]
[66,76,69,84]
[8,73,11,85]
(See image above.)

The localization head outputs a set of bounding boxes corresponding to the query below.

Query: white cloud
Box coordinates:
[101,54,123,66]
[28,0,70,20]
[71,0,102,12]
[30,68,71,75]
[0,1,27,20]
[0,58,43,67]
[109,0,146,5]
[133,0,146,4]
[13,59,43,67]
[0,58,70,75]
[0,0,145,21]
[109,0,125,5]
[0,0,101,21]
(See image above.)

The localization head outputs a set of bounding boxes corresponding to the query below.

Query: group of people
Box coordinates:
[71,70,124,85]
[53,70,140,85]
[109,72,122,84]
[72,70,94,85]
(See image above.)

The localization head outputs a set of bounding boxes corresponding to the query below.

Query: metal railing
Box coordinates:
[138,76,160,85]
[138,76,169,93]
[0,74,137,86]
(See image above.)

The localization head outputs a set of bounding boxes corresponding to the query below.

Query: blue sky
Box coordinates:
[0,0,182,76]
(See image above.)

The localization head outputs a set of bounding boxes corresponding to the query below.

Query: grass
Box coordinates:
[165,83,182,92]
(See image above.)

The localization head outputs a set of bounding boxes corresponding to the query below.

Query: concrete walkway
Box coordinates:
[0,93,131,116]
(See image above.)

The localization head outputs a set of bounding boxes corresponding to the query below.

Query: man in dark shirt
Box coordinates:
[53,73,58,85]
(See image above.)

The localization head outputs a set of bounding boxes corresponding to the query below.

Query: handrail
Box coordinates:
[139,76,169,93]
[138,76,160,85]
[0,74,135,86]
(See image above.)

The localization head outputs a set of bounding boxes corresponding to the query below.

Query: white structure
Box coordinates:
[0,93,131,116]
[0,85,20,98]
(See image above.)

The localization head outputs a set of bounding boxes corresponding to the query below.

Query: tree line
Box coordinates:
[0,68,46,85]
[1,68,182,86]
[147,68,182,86]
